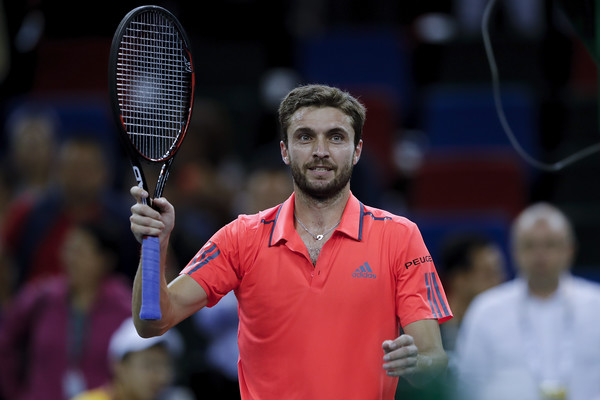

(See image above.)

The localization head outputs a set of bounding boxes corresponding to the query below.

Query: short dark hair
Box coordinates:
[440,233,494,278]
[278,84,366,147]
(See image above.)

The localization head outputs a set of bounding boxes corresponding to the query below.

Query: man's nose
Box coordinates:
[312,136,329,158]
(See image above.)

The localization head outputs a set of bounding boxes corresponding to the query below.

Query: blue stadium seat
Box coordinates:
[295,27,413,110]
[421,83,538,158]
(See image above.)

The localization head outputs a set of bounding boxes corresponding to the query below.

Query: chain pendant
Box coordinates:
[294,212,340,242]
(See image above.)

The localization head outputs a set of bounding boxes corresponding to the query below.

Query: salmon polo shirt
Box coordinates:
[181,192,452,400]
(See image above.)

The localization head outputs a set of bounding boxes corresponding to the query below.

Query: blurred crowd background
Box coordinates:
[0,0,599,399]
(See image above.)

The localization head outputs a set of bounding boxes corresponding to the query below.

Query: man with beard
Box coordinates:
[128,84,452,400]
[454,203,600,400]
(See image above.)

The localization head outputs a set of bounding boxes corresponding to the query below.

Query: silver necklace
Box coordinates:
[294,212,340,241]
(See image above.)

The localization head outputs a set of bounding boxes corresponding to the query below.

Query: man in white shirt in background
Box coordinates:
[454,202,600,400]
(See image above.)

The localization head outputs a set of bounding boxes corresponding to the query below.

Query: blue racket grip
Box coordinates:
[140,236,162,320]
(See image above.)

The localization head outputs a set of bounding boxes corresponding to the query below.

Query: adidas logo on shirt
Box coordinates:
[352,262,376,279]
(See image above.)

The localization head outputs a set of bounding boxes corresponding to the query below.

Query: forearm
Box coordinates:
[132,238,210,339]
[403,348,448,387]
[132,239,174,337]
[129,190,205,336]
[384,320,449,387]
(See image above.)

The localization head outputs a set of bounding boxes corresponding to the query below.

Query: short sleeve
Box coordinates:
[180,220,242,307]
[394,221,453,327]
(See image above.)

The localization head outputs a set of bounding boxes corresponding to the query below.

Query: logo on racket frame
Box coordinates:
[132,165,148,206]
[184,58,192,73]
[133,166,144,188]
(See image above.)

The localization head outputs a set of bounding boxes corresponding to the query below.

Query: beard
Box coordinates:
[290,158,354,201]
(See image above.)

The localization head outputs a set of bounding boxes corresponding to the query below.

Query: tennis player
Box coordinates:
[129,84,452,399]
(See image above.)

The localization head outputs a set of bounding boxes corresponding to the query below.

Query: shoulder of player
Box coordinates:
[360,203,418,232]
[225,203,283,235]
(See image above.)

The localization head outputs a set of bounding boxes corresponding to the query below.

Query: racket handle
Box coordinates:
[140,236,162,320]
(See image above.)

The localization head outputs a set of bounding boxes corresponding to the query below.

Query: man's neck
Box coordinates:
[70,285,99,312]
[528,278,560,299]
[293,187,350,229]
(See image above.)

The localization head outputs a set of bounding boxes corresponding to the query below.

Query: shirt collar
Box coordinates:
[269,191,363,246]
[516,272,574,301]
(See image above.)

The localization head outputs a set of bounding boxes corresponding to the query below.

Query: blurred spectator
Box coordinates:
[169,98,243,226]
[438,233,506,354]
[0,135,138,296]
[167,99,244,270]
[232,164,293,215]
[454,203,600,400]
[72,317,194,400]
[0,106,59,305]
[0,221,132,400]
[3,105,58,200]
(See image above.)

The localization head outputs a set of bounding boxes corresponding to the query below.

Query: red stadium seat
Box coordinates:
[32,38,111,94]
[409,150,528,219]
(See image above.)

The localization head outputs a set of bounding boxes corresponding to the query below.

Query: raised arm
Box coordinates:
[129,186,208,337]
[382,319,448,387]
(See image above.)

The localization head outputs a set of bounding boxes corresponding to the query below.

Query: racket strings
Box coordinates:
[116,10,192,161]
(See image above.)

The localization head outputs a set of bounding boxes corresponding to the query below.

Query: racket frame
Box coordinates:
[109,4,195,201]
[108,5,195,320]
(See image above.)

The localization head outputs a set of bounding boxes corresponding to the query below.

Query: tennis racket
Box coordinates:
[109,5,195,320]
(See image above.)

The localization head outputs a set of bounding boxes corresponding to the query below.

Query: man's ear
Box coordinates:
[280,141,290,165]
[353,139,363,165]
